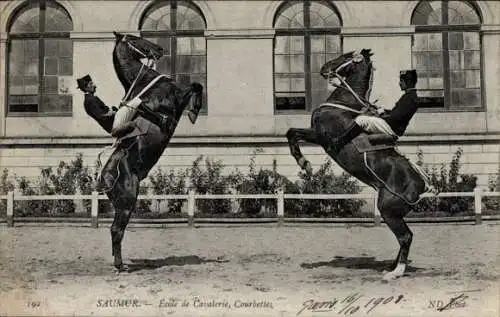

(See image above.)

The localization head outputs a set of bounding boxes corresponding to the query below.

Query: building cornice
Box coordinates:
[70,31,141,41]
[341,26,415,37]
[205,29,275,40]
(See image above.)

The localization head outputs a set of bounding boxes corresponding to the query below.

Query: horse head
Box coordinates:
[320,49,375,109]
[113,31,164,62]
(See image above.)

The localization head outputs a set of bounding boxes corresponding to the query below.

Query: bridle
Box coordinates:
[322,52,377,114]
[120,35,162,103]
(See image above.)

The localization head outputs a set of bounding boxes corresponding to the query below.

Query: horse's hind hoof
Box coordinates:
[114,264,129,274]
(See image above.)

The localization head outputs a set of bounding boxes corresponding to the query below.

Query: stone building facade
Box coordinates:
[0,0,499,190]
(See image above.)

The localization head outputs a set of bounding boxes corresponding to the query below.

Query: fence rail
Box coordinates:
[1,188,499,228]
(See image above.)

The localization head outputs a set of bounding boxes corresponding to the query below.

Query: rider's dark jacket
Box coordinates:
[83,93,114,134]
[380,88,418,136]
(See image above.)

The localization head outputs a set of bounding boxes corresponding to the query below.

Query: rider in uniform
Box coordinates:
[335,70,419,148]
[334,69,436,194]
[76,74,171,138]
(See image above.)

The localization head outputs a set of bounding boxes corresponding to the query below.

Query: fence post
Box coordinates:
[187,190,195,227]
[91,191,99,228]
[373,194,381,226]
[6,191,14,227]
[474,187,483,225]
[277,189,284,227]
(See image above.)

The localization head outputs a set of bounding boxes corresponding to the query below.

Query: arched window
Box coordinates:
[411,0,482,110]
[7,0,74,115]
[139,0,207,112]
[273,0,342,112]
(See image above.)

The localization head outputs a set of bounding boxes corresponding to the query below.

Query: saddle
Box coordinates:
[352,134,398,153]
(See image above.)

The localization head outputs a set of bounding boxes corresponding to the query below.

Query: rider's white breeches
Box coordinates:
[355,115,397,137]
[112,98,142,130]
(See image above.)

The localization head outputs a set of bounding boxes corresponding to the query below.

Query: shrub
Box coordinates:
[0,169,15,217]
[237,152,300,216]
[149,167,188,214]
[188,155,242,215]
[483,173,499,213]
[411,147,477,215]
[290,159,365,217]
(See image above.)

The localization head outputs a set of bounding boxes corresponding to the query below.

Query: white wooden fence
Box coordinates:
[1,188,499,228]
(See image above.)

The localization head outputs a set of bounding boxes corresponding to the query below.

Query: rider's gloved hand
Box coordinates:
[376,107,386,115]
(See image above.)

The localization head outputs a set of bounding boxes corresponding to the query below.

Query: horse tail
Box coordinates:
[186,82,204,124]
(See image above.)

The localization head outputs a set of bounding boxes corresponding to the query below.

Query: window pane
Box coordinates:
[9,95,38,112]
[450,71,465,88]
[275,36,304,54]
[176,55,205,73]
[413,52,429,69]
[449,51,463,70]
[311,53,326,72]
[311,73,328,107]
[449,32,464,50]
[44,76,58,93]
[414,34,442,51]
[274,55,304,73]
[40,94,72,113]
[146,37,171,55]
[411,1,442,25]
[275,77,291,92]
[44,1,73,32]
[309,2,341,28]
[448,1,481,25]
[464,51,480,69]
[44,57,58,75]
[157,56,172,75]
[141,3,171,31]
[290,55,304,72]
[428,51,443,69]
[418,90,444,98]
[326,35,341,53]
[9,3,40,33]
[274,1,304,29]
[465,70,480,88]
[451,89,480,108]
[463,32,479,50]
[59,57,72,76]
[428,33,442,50]
[275,92,306,111]
[413,34,428,51]
[176,3,206,30]
[274,74,305,92]
[429,75,444,89]
[177,37,205,55]
[275,55,290,73]
[311,36,325,53]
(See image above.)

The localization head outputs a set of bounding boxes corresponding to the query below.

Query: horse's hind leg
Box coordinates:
[102,152,139,271]
[286,128,317,173]
[377,188,413,281]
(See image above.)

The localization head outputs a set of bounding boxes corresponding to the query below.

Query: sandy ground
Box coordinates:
[0,223,498,317]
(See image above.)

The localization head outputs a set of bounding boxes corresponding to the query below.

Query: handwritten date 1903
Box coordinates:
[297,293,404,316]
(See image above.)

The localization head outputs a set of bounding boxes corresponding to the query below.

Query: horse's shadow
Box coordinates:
[126,255,229,273]
[301,256,423,273]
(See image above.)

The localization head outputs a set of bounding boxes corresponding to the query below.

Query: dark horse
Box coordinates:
[286,49,427,280]
[99,32,203,271]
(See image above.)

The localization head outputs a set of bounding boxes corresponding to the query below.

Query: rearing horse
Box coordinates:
[286,49,427,280]
[99,32,203,271]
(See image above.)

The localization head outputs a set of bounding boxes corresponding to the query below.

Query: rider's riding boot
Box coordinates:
[138,104,173,134]
[333,122,364,152]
